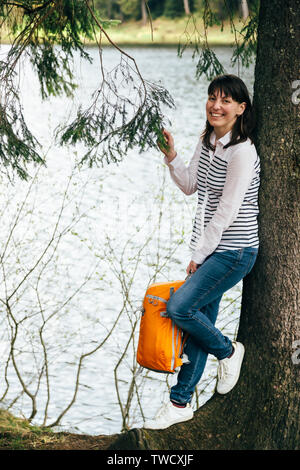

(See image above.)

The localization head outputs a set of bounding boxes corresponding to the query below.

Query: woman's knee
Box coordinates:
[166,295,185,320]
[166,298,175,319]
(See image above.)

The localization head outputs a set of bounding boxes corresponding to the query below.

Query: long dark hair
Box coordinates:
[202,74,255,151]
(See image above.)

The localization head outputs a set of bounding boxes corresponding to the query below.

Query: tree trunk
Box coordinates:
[107,0,112,18]
[183,0,191,15]
[109,0,300,450]
[240,0,249,21]
[141,0,147,26]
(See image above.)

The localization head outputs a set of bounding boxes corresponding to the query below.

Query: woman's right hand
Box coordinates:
[157,129,177,163]
[186,260,199,276]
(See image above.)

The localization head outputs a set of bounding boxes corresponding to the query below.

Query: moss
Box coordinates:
[0,409,117,450]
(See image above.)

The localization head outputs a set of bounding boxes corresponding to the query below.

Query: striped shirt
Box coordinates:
[164,130,260,265]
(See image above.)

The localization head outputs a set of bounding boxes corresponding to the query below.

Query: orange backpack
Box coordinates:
[136,280,188,374]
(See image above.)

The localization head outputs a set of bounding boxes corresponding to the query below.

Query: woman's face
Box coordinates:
[206,89,246,137]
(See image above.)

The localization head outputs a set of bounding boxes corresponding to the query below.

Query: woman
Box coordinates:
[144,74,260,430]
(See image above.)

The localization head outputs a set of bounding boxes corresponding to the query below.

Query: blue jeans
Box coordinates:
[167,247,258,405]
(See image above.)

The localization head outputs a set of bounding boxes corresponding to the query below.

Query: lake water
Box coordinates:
[0,44,254,435]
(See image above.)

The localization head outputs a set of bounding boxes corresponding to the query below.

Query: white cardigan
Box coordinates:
[164,131,260,265]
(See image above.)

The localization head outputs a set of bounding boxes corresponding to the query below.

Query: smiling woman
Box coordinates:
[206,92,245,137]
[202,74,255,150]
[145,74,260,430]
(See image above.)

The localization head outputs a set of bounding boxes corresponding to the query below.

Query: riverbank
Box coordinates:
[96,16,240,47]
[1,16,244,47]
[0,409,117,450]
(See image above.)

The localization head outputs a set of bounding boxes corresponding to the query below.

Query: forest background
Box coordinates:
[94,0,252,22]
[91,0,256,45]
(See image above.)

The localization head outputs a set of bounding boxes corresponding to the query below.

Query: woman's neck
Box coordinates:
[214,127,231,140]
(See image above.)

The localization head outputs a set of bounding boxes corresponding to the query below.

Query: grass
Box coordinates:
[0,409,117,450]
[95,16,238,47]
[91,16,243,47]
[0,409,56,450]
[0,15,245,47]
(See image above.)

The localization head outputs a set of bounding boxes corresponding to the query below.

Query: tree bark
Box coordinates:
[141,0,147,26]
[107,0,112,18]
[109,0,300,450]
[240,0,249,20]
[183,0,191,15]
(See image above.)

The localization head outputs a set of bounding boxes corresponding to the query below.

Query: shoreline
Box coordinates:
[1,17,244,48]
[0,408,117,450]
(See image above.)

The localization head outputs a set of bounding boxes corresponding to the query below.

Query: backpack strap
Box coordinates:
[146,294,167,306]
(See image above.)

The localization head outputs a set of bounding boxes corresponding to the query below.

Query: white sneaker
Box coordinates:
[143,402,193,430]
[217,341,245,394]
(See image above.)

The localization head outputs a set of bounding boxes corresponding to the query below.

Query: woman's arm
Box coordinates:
[161,129,202,195]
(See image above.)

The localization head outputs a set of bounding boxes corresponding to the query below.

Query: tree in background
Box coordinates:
[117,0,140,20]
[85,1,254,22]
[163,0,185,18]
[141,0,147,25]
[240,0,249,19]
[94,0,120,18]
[147,0,165,19]
[193,0,253,20]
[183,0,191,15]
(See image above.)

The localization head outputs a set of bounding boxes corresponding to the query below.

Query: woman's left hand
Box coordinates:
[186,260,199,275]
